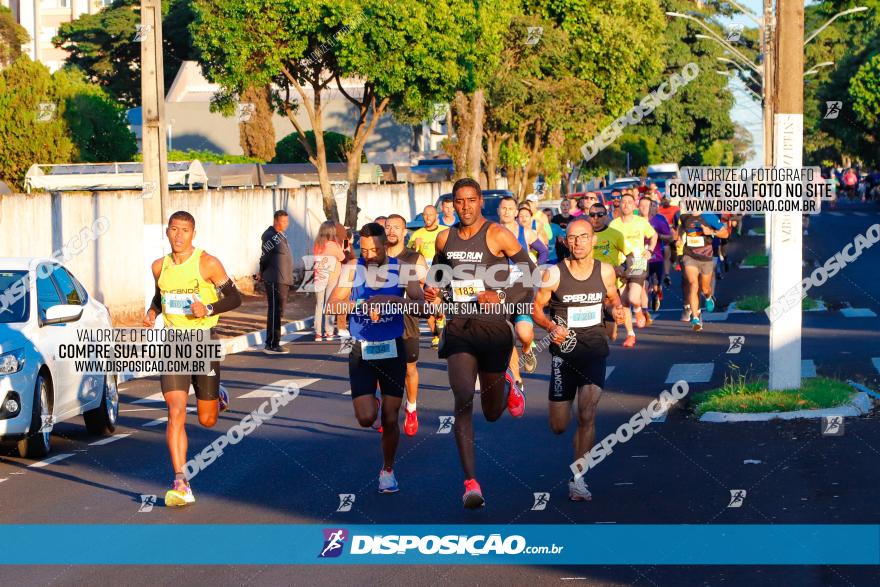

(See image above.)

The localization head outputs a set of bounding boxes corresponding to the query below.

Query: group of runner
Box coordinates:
[142,178,736,509]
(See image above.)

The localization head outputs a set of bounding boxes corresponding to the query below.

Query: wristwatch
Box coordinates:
[206,304,214,316]
[495,289,507,302]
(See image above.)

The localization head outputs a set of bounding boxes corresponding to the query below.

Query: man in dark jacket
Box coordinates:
[258,210,293,353]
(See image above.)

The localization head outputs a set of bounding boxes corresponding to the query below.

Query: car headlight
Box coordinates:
[0,349,25,375]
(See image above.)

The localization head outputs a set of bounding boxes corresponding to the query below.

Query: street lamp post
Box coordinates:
[804,6,868,46]
[804,62,835,76]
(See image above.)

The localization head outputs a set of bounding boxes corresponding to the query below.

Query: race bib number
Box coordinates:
[567,304,602,328]
[361,339,397,360]
[630,257,648,272]
[686,235,705,248]
[162,293,195,315]
[451,279,485,302]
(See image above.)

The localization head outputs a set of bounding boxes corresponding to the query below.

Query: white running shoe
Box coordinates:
[569,476,592,501]
[378,469,399,493]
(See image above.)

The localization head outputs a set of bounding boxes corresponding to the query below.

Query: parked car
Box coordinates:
[0,259,118,458]
[646,163,680,182]
[598,177,642,200]
[407,189,513,229]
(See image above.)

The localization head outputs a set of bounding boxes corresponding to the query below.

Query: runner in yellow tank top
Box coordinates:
[143,211,242,507]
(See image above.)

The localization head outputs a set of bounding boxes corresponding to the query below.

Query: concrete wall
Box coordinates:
[0,181,480,320]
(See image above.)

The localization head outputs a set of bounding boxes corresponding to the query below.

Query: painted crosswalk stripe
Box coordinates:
[801,360,817,378]
[143,407,195,427]
[605,366,615,380]
[840,308,877,318]
[133,391,174,404]
[239,378,320,399]
[343,389,351,396]
[828,212,843,217]
[666,363,714,384]
[0,478,8,484]
[89,433,132,446]
[28,453,74,468]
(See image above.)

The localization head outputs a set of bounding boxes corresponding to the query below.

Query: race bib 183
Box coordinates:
[162,293,195,315]
[451,279,485,303]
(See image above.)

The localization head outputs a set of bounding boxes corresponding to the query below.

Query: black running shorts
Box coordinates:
[160,361,221,400]
[549,353,606,402]
[403,335,419,363]
[349,337,407,398]
[438,318,514,374]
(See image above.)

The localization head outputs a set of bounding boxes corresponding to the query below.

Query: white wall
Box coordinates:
[0,181,470,320]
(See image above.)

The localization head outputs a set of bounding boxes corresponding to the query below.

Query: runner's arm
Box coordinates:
[198,254,242,317]
[530,266,559,333]
[491,224,537,305]
[326,264,358,315]
[601,262,626,323]
[528,231,549,264]
[143,258,163,327]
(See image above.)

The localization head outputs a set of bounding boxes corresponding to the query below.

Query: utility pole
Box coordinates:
[140,0,169,313]
[768,0,804,391]
[762,0,775,254]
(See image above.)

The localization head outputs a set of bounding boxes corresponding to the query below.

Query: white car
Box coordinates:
[0,258,118,458]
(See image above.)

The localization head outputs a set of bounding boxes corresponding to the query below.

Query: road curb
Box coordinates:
[698,392,873,423]
[118,317,315,384]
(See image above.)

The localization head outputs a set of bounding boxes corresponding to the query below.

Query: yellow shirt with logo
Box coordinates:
[592,226,626,266]
[609,216,657,257]
[409,225,449,262]
[157,248,219,329]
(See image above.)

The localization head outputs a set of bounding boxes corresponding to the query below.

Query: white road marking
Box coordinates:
[840,308,877,318]
[119,407,163,413]
[853,212,868,217]
[872,358,880,374]
[827,211,843,216]
[605,366,615,380]
[614,482,634,486]
[239,378,319,399]
[0,478,7,484]
[630,455,649,458]
[89,433,132,446]
[28,453,74,468]
[143,407,196,427]
[801,360,817,378]
[666,363,714,384]
[343,389,351,396]
[132,391,170,404]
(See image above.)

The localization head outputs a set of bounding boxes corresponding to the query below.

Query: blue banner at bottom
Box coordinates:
[1,525,878,565]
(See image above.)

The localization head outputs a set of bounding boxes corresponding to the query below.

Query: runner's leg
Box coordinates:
[163,389,189,476]
[447,352,479,479]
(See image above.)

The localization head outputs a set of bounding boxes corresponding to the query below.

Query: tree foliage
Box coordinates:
[272,131,359,164]
[54,0,196,107]
[0,6,29,68]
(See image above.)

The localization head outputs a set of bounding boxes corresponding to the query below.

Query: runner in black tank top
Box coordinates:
[532,218,626,502]
[425,178,537,510]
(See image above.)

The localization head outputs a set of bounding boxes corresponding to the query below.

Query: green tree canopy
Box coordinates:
[1,5,29,68]
[272,131,360,164]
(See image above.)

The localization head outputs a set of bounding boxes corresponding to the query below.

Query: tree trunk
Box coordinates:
[448,91,473,180]
[238,84,276,161]
[482,130,506,190]
[468,89,484,183]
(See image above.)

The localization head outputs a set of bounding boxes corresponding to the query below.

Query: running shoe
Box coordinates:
[522,347,538,374]
[218,385,229,414]
[431,336,440,349]
[436,315,446,329]
[680,305,692,322]
[378,469,399,494]
[622,334,636,348]
[569,476,592,501]
[165,479,195,507]
[651,292,661,312]
[643,310,653,327]
[337,329,350,339]
[404,408,418,436]
[313,335,324,342]
[504,368,526,418]
[691,316,703,332]
[463,478,485,509]
[634,310,646,329]
[705,295,716,313]
[663,275,672,287]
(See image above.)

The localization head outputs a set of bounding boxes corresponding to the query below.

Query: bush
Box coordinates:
[272,130,364,164]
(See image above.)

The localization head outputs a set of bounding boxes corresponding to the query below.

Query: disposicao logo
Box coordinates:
[319,528,348,558]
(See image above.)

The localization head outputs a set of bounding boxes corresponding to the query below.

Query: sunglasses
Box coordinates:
[588,212,607,218]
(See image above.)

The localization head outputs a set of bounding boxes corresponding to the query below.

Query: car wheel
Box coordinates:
[17,374,51,459]
[83,374,118,436]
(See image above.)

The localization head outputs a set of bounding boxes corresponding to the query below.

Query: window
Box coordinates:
[0,271,30,324]
[36,268,64,318]
[51,266,83,306]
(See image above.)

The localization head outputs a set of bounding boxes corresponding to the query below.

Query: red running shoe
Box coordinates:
[504,368,525,418]
[404,409,418,436]
[463,479,485,509]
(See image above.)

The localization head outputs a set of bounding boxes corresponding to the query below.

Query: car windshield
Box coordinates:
[0,270,29,323]
[647,171,678,180]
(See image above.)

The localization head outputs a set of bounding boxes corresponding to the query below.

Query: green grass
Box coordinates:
[734,294,819,312]
[741,253,768,267]
[693,376,854,416]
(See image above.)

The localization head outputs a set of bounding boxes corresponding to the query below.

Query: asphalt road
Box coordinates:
[1,205,879,585]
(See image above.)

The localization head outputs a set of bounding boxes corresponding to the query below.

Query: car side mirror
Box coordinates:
[41,304,83,326]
